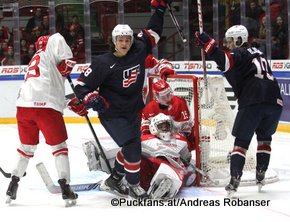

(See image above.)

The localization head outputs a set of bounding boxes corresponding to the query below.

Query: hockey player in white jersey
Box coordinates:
[5,33,87,206]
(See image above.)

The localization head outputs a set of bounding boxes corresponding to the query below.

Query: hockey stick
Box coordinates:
[196,0,209,103]
[36,162,102,193]
[167,4,187,43]
[0,167,26,178]
[66,76,112,174]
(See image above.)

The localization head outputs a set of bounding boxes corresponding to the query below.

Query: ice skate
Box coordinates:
[100,172,129,197]
[6,176,20,204]
[128,183,148,199]
[225,177,240,198]
[149,177,172,199]
[58,179,78,207]
[256,170,266,192]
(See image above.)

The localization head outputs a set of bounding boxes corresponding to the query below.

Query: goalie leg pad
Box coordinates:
[148,163,182,199]
[82,141,120,174]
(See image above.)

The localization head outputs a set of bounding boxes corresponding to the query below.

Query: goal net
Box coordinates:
[148,74,278,187]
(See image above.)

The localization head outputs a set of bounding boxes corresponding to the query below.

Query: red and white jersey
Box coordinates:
[141,95,191,134]
[16,33,73,113]
[141,133,190,167]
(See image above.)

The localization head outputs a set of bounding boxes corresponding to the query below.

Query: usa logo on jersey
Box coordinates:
[123,64,140,87]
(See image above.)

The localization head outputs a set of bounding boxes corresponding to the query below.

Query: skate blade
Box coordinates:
[64,199,77,207]
[226,190,236,198]
[6,196,13,204]
[257,183,264,192]
[100,182,128,198]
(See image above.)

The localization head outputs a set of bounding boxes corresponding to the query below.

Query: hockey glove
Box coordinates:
[57,58,76,77]
[68,97,88,116]
[151,0,173,8]
[195,31,217,54]
[83,91,109,114]
[157,59,175,80]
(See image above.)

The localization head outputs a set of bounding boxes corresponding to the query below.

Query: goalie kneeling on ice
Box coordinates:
[82,140,118,174]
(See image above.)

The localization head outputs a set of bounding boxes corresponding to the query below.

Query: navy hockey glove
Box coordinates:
[83,91,109,114]
[195,31,217,54]
[68,97,88,116]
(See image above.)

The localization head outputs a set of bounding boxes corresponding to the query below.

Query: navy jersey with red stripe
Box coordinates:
[209,46,283,109]
[74,8,165,118]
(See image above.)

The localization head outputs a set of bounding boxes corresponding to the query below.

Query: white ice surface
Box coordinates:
[0,124,289,222]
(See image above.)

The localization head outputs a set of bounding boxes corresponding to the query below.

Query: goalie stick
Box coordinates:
[0,167,26,178]
[36,162,102,193]
[66,75,112,174]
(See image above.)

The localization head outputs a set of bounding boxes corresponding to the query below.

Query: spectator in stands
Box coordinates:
[272,15,288,58]
[245,1,264,37]
[67,15,84,39]
[55,7,66,35]
[31,26,43,44]
[66,25,85,63]
[40,15,50,36]
[258,15,266,40]
[1,46,16,66]
[25,8,43,33]
[21,44,35,65]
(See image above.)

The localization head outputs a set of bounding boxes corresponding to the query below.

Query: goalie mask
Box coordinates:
[35,35,50,51]
[112,24,134,45]
[225,25,248,48]
[152,79,173,106]
[149,113,172,141]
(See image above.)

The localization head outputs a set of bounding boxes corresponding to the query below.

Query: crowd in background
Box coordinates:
[0,7,85,66]
[0,0,289,66]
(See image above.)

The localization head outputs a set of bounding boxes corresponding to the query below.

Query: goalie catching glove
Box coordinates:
[68,97,88,116]
[195,31,217,55]
[83,91,109,114]
[57,58,76,77]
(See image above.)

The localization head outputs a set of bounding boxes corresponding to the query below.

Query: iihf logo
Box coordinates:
[123,64,140,87]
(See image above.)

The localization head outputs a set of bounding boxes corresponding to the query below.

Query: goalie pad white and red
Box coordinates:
[82,141,120,174]
[147,163,182,199]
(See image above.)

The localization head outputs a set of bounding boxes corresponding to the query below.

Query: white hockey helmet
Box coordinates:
[112,24,133,45]
[225,25,248,48]
[149,113,172,141]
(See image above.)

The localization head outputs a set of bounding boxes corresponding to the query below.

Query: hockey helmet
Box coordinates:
[152,79,172,105]
[112,24,133,45]
[149,113,172,141]
[35,35,50,51]
[225,25,248,48]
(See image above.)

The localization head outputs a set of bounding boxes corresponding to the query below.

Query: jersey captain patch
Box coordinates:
[123,64,140,87]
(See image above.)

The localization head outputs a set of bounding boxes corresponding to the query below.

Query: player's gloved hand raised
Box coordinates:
[157,59,175,80]
[195,31,216,54]
[151,0,173,8]
[68,97,88,116]
[83,91,109,114]
[58,58,76,77]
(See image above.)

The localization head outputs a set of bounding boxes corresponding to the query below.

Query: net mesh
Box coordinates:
[163,75,278,186]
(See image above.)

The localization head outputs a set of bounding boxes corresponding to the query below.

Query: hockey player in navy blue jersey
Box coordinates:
[195,25,283,197]
[74,0,173,199]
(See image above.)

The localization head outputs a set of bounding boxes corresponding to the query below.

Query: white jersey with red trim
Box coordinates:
[141,133,191,167]
[16,33,73,113]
